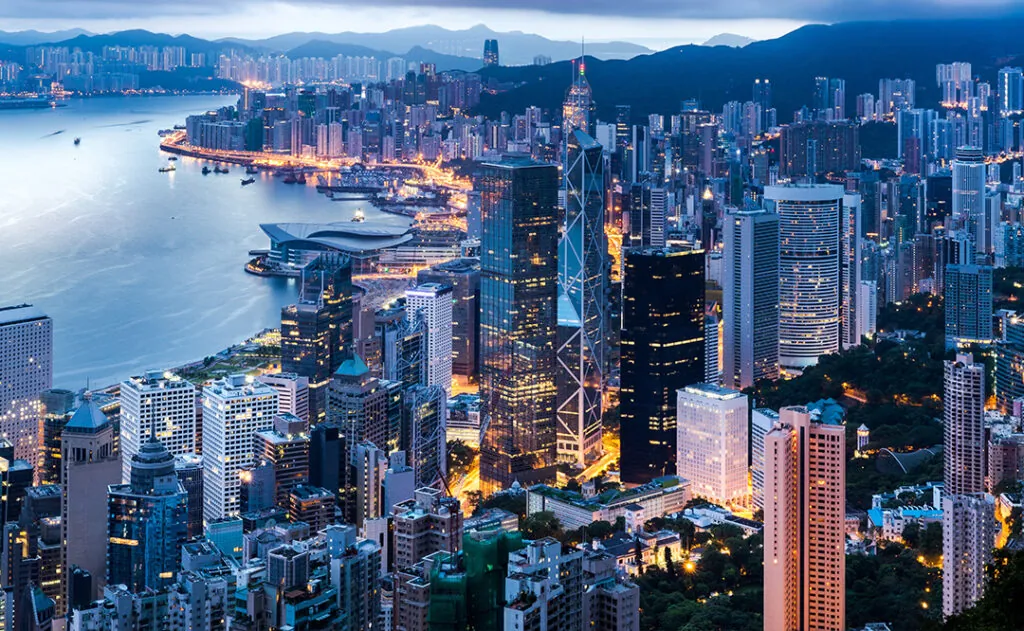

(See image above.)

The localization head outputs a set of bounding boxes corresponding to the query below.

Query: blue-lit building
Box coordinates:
[106,436,188,593]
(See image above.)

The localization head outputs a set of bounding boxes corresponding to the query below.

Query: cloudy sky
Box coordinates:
[2,0,1023,47]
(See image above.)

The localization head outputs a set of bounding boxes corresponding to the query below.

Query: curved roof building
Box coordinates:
[261,220,414,265]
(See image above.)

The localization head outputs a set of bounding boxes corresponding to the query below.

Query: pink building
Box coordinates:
[763,406,846,631]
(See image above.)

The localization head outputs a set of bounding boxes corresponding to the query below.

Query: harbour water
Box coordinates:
[0,95,408,388]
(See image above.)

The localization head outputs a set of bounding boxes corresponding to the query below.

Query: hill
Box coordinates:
[0,29,93,46]
[476,18,1024,122]
[702,33,755,48]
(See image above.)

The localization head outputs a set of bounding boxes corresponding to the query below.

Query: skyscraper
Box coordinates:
[942,354,996,617]
[557,130,607,466]
[763,405,846,631]
[417,259,480,380]
[722,207,779,389]
[0,305,52,463]
[281,302,333,422]
[62,397,121,604]
[620,247,705,484]
[326,355,403,459]
[38,388,74,486]
[675,384,749,507]
[944,264,994,349]
[483,39,499,67]
[998,67,1024,116]
[253,413,310,510]
[952,147,987,252]
[119,371,197,483]
[200,375,278,521]
[402,385,447,490]
[562,57,594,135]
[106,435,188,593]
[405,283,454,397]
[765,184,846,372]
[477,157,559,494]
[257,372,310,422]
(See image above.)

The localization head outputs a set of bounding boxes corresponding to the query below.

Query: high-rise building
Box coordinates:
[405,283,454,397]
[106,435,188,593]
[998,67,1024,116]
[257,372,310,422]
[326,355,403,459]
[944,264,994,349]
[200,375,278,521]
[38,388,75,486]
[562,58,594,135]
[620,247,705,484]
[174,454,204,541]
[119,371,197,483]
[778,121,860,178]
[503,538,584,631]
[765,184,847,371]
[722,207,779,389]
[749,408,777,510]
[483,39,499,67]
[557,130,607,466]
[62,397,121,604]
[951,147,987,252]
[675,384,749,507]
[402,385,447,490]
[253,413,310,510]
[417,259,480,380]
[478,157,559,494]
[941,353,994,617]
[327,524,382,631]
[281,302,333,422]
[0,305,52,463]
[763,405,846,631]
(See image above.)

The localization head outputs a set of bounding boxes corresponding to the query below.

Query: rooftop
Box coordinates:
[0,304,48,327]
[261,220,413,254]
[681,383,745,401]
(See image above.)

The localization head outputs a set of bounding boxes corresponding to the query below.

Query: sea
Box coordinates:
[0,95,407,389]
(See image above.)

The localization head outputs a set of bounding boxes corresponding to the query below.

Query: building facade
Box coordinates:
[119,371,197,483]
[675,384,750,507]
[0,305,52,463]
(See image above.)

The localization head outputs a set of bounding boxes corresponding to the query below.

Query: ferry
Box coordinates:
[167,156,178,161]
[158,165,176,173]
[214,165,230,174]
[352,208,366,223]
[241,177,256,186]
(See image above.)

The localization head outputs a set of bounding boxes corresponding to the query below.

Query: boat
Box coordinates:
[168,156,178,161]
[283,174,298,184]
[241,177,256,186]
[159,165,176,173]
[245,166,258,175]
[214,166,230,174]
[73,137,80,145]
[202,166,212,175]
[351,208,366,222]
[296,173,307,184]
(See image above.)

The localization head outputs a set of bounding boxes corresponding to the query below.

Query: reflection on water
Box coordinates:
[0,95,401,388]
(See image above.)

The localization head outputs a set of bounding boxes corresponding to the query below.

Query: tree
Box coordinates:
[664,547,676,577]
[522,511,562,540]
[928,550,1024,630]
[902,522,922,548]
[921,522,943,558]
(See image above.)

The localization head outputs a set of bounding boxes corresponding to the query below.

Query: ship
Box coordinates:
[351,208,366,222]
[73,137,81,145]
[158,165,176,173]
[167,156,178,161]
[283,173,298,184]
[245,166,258,174]
[296,173,307,184]
[202,166,212,175]
[214,165,230,174]
[241,177,256,186]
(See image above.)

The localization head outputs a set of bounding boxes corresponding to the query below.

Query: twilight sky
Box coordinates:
[2,0,1023,48]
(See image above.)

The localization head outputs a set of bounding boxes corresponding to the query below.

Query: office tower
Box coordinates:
[257,372,310,422]
[200,375,278,522]
[62,397,121,604]
[766,184,846,371]
[418,259,480,380]
[174,454,204,541]
[392,487,463,570]
[842,194,862,349]
[483,39,499,66]
[281,302,333,422]
[998,67,1024,116]
[38,388,74,486]
[23,486,61,615]
[944,264,993,349]
[477,158,559,494]
[253,413,310,510]
[704,309,720,385]
[106,436,188,593]
[562,57,594,135]
[763,406,846,631]
[2,521,42,631]
[620,248,705,484]
[722,208,779,389]
[326,355,402,458]
[0,305,52,463]
[350,441,387,528]
[675,384,749,507]
[557,130,607,467]
[778,121,860,179]
[952,147,987,252]
[405,283,454,396]
[239,460,275,513]
[287,485,335,532]
[402,385,446,490]
[309,424,343,503]
[0,441,30,528]
[749,408,777,510]
[119,371,197,483]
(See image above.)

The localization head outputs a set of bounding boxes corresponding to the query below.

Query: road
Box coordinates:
[577,430,621,482]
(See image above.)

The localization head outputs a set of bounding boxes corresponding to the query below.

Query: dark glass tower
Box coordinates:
[478,157,559,494]
[483,39,500,66]
[106,436,188,593]
[620,247,705,484]
[281,302,333,421]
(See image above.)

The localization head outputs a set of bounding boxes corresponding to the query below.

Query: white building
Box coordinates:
[257,372,310,422]
[201,375,278,522]
[0,304,52,462]
[119,370,198,483]
[765,184,846,371]
[942,494,997,618]
[952,146,987,253]
[722,208,779,389]
[750,408,778,510]
[405,283,453,396]
[675,384,750,507]
[857,281,878,342]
